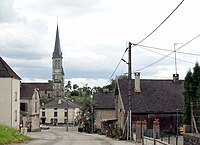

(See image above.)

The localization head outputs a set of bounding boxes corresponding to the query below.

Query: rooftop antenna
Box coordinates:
[174,43,184,74]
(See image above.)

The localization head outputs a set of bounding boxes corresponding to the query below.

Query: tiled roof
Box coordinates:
[0,57,21,80]
[20,83,35,99]
[116,79,184,114]
[93,92,115,109]
[41,98,82,109]
[21,82,52,91]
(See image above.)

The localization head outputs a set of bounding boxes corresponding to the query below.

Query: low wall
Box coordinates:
[184,133,200,145]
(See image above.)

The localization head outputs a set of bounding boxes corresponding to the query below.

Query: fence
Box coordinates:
[133,132,183,145]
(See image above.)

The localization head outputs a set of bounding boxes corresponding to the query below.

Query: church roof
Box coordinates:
[0,57,21,80]
[52,24,62,58]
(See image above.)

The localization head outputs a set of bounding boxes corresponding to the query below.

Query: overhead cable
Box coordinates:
[136,33,200,71]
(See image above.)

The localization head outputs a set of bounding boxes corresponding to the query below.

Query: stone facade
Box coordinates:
[20,85,40,131]
[95,109,115,128]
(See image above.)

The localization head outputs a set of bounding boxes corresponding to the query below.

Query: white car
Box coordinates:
[40,124,50,130]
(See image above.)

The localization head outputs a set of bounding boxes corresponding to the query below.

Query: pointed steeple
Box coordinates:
[53,24,62,58]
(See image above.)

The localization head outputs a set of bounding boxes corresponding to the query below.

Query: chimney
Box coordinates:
[134,72,141,93]
[173,74,179,83]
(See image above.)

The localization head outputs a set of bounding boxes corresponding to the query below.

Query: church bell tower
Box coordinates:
[52,24,65,98]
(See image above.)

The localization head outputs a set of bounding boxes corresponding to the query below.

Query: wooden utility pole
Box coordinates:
[128,42,132,140]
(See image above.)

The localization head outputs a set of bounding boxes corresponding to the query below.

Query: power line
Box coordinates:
[177,51,200,56]
[138,46,194,64]
[135,0,185,45]
[136,33,200,71]
[104,48,128,86]
[136,44,200,57]
[104,0,185,86]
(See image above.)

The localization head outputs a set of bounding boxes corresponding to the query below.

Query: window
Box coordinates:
[20,103,28,112]
[64,112,67,117]
[42,112,45,117]
[64,119,67,124]
[54,112,57,117]
[42,108,45,110]
[54,108,57,110]
[15,92,17,101]
[15,110,17,121]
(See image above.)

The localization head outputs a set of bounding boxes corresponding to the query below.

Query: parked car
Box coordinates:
[40,124,50,130]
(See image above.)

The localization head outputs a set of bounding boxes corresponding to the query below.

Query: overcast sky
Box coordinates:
[1,0,200,87]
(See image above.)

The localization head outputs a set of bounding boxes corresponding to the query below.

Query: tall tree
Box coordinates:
[183,62,200,125]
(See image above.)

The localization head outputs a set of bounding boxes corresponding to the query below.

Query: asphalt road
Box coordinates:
[13,126,138,145]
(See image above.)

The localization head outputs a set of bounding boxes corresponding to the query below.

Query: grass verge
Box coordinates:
[0,124,30,144]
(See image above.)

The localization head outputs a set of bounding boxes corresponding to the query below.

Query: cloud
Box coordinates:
[15,0,109,18]
[0,0,24,23]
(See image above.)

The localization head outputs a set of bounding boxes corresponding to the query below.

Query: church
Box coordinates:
[21,24,82,126]
[52,24,65,98]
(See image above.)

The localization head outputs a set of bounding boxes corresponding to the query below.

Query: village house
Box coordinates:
[114,73,184,132]
[0,57,21,129]
[20,83,40,131]
[93,91,116,130]
[40,98,82,126]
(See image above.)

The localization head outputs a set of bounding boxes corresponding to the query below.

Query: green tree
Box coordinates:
[183,62,200,125]
[73,84,79,90]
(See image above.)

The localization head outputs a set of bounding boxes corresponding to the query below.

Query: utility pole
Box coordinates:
[128,42,132,140]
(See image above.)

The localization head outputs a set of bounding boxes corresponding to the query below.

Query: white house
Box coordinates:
[40,98,82,126]
[0,57,21,129]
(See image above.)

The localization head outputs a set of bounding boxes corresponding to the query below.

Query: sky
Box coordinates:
[1,0,200,87]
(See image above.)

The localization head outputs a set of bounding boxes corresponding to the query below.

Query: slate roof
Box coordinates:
[116,79,184,114]
[93,92,115,109]
[20,83,35,99]
[0,57,21,80]
[53,24,62,58]
[21,82,52,91]
[41,98,82,109]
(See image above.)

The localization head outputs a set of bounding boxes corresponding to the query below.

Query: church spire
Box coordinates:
[53,24,62,58]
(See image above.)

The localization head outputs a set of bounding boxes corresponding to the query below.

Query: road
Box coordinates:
[13,126,138,145]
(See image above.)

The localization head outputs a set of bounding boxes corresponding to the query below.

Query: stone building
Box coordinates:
[114,73,184,132]
[20,83,40,131]
[93,92,116,129]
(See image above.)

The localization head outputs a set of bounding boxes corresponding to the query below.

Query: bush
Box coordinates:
[106,124,122,139]
[94,128,104,135]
